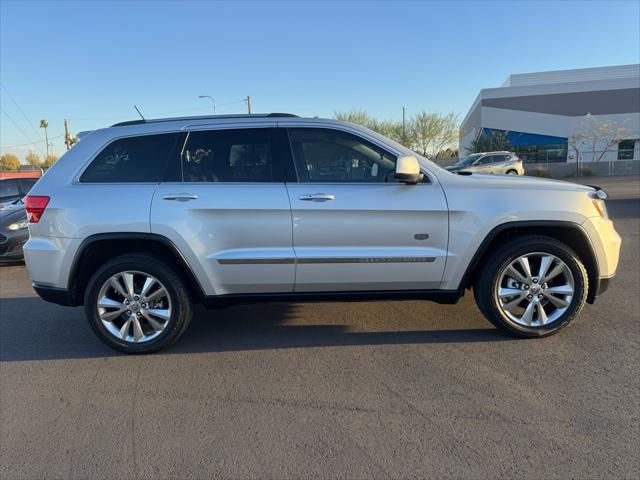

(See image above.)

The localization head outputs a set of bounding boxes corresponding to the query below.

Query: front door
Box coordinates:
[151,127,295,296]
[284,127,448,292]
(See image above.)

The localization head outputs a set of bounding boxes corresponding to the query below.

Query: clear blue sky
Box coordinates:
[1,0,639,159]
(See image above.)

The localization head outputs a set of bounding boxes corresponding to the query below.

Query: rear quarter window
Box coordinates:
[80,133,181,183]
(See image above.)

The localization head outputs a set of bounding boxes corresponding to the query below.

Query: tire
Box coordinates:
[506,169,519,175]
[474,235,588,338]
[84,254,193,354]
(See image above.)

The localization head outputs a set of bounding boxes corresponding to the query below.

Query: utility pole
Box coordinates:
[64,119,71,150]
[39,119,49,160]
[245,96,251,114]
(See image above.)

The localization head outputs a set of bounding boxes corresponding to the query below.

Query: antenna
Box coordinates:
[134,105,146,121]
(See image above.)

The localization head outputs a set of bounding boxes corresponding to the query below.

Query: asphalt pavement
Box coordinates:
[1,176,639,479]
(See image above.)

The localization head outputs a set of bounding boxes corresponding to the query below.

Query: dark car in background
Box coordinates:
[0,177,38,208]
[0,199,29,261]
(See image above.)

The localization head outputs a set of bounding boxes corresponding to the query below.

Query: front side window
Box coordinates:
[80,133,180,182]
[182,128,274,182]
[289,128,396,183]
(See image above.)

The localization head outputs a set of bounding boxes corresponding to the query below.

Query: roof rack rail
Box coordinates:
[110,113,299,127]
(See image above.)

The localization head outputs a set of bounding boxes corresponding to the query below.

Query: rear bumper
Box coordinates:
[33,284,73,306]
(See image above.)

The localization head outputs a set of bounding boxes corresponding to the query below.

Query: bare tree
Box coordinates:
[334,109,459,155]
[570,116,632,162]
[412,112,459,157]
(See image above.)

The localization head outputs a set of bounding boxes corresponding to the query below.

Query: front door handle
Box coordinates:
[299,193,335,202]
[162,193,199,201]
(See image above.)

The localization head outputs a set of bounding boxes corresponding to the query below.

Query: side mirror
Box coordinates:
[395,155,424,184]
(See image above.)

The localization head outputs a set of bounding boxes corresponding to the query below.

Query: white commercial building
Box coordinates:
[459,65,640,164]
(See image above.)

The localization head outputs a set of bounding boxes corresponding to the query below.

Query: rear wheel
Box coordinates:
[85,254,193,353]
[474,236,588,337]
[506,169,519,175]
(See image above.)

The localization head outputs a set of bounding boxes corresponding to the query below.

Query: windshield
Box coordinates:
[456,154,481,166]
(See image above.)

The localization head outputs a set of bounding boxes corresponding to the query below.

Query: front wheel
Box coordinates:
[85,254,193,353]
[506,169,519,175]
[474,236,588,337]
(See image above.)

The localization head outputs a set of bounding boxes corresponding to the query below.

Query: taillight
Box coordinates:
[516,158,523,163]
[25,195,50,223]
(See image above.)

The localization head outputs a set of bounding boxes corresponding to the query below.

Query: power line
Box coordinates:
[0,107,46,156]
[0,134,64,149]
[0,82,45,142]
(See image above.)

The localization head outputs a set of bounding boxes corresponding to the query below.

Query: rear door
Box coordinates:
[284,127,448,292]
[473,155,494,173]
[151,126,295,296]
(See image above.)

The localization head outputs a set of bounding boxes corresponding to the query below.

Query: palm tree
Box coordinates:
[40,119,49,161]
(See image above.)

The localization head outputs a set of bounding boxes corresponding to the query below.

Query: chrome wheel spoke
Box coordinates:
[505,265,528,284]
[123,273,136,297]
[145,287,167,303]
[147,308,170,321]
[142,310,165,331]
[140,276,157,298]
[109,277,128,298]
[498,287,523,299]
[546,284,574,295]
[538,255,553,280]
[543,293,569,309]
[517,257,532,280]
[119,318,133,340]
[503,294,527,313]
[542,263,565,283]
[132,316,144,342]
[98,297,127,321]
[537,303,548,325]
[521,301,535,326]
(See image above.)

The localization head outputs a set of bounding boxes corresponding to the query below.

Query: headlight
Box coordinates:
[6,219,29,231]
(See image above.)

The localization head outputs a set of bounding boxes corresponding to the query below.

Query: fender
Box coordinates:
[66,232,206,305]
[458,220,600,301]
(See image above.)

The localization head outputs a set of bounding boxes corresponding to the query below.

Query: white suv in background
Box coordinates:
[447,151,525,175]
[23,114,620,353]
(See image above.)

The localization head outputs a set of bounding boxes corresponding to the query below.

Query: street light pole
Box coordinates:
[198,95,216,113]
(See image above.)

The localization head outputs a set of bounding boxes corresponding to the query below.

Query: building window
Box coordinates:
[477,128,568,163]
[618,140,636,160]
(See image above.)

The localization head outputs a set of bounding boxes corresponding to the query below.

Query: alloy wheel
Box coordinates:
[495,252,575,327]
[97,270,172,343]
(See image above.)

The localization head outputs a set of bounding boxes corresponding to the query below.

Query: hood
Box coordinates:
[448,173,595,193]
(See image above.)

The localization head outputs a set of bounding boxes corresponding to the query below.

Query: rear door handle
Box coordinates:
[299,193,335,202]
[162,193,198,201]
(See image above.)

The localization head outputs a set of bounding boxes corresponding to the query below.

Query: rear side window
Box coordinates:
[0,180,19,199]
[19,179,37,193]
[80,133,180,183]
[182,128,275,182]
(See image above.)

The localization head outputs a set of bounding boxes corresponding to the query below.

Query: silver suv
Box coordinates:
[446,151,525,175]
[23,114,620,353]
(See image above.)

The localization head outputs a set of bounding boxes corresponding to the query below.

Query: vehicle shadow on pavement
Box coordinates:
[0,298,513,362]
